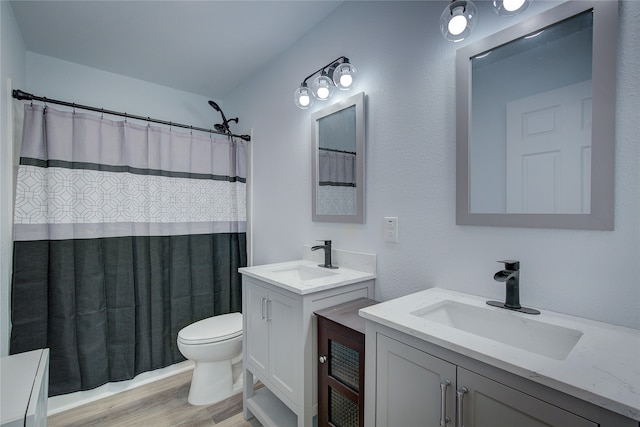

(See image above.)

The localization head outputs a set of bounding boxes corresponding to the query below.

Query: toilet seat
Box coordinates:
[178,312,242,345]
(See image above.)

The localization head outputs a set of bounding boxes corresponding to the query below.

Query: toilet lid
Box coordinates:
[178,312,242,344]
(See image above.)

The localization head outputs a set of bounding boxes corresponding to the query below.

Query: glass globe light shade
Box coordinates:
[332,62,357,90]
[294,84,314,109]
[493,0,531,16]
[311,74,335,100]
[440,0,477,42]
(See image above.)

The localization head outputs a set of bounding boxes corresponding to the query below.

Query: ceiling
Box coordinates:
[10,1,344,100]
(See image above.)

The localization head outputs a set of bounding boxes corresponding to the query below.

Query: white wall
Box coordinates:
[224,1,640,329]
[25,53,217,130]
[0,0,27,357]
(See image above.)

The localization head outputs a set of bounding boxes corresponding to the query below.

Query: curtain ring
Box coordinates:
[101,108,104,119]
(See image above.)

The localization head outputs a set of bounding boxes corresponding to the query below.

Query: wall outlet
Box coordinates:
[384,217,398,243]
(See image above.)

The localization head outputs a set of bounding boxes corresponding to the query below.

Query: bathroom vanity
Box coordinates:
[239,247,376,427]
[360,288,640,427]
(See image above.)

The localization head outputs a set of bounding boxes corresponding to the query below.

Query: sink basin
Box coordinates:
[269,265,339,282]
[411,300,583,360]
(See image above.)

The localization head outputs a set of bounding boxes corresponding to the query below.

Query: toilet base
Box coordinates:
[187,359,242,406]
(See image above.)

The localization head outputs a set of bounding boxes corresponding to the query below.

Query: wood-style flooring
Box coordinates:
[47,370,262,427]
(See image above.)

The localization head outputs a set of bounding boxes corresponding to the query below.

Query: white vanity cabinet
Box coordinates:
[240,256,376,427]
[244,280,300,403]
[375,334,597,427]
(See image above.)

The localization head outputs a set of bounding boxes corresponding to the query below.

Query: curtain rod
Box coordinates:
[12,89,251,142]
[319,147,356,155]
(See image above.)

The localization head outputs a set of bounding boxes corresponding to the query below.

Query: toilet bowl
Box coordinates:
[177,312,243,405]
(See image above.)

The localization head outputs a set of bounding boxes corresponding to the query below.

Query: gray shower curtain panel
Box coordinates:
[10,105,247,396]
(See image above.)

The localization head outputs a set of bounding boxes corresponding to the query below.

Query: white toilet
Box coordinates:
[177,312,243,406]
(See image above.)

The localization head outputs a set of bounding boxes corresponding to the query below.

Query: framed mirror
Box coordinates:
[456,0,617,230]
[312,92,365,223]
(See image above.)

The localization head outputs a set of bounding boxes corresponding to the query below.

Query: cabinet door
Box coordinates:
[319,324,364,427]
[268,288,300,402]
[376,335,456,427]
[458,367,597,427]
[245,283,269,379]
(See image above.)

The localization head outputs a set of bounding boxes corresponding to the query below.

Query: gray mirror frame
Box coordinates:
[312,91,366,223]
[456,0,617,230]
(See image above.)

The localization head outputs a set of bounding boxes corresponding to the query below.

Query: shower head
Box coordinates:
[208,100,240,137]
[208,100,231,135]
[208,100,222,112]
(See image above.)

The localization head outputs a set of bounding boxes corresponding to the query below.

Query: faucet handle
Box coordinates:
[316,239,332,246]
[497,260,519,271]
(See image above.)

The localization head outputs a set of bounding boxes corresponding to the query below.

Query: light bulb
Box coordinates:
[448,14,467,36]
[493,0,530,16]
[503,0,525,12]
[333,62,357,90]
[294,84,314,109]
[316,86,330,99]
[339,73,353,88]
[312,74,335,100]
[440,1,477,42]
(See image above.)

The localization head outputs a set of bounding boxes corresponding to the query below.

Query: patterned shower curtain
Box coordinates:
[10,104,247,396]
[317,149,357,215]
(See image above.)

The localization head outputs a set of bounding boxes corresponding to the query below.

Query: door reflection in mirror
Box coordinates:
[470,10,593,214]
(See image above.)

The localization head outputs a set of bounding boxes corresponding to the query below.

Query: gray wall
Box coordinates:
[224,0,640,329]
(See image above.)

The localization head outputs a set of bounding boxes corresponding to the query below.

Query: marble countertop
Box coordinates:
[239,260,376,295]
[359,287,640,421]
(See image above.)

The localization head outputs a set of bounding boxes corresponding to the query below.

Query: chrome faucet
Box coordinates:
[311,240,338,269]
[487,260,540,315]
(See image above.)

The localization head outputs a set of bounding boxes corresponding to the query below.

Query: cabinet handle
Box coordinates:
[439,380,451,425]
[456,387,468,427]
[260,298,267,320]
[319,355,327,364]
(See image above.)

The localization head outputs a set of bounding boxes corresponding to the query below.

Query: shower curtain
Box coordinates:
[10,104,247,396]
[317,149,356,215]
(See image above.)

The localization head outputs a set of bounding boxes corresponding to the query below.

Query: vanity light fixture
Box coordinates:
[440,0,478,42]
[294,56,356,109]
[440,0,533,42]
[493,0,532,17]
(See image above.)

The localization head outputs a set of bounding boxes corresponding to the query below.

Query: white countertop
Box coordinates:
[359,287,640,421]
[239,260,376,295]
